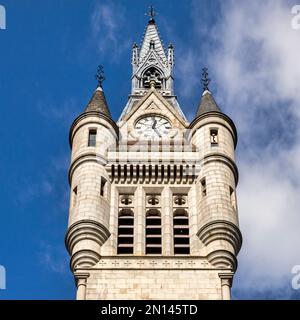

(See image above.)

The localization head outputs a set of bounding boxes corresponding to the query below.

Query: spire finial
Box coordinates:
[95,65,105,88]
[201,67,211,92]
[146,5,157,22]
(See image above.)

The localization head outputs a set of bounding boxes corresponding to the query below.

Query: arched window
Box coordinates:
[173,209,190,254]
[117,208,134,254]
[145,209,162,254]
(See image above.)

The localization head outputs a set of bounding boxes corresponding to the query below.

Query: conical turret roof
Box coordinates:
[196,90,221,117]
[85,86,112,118]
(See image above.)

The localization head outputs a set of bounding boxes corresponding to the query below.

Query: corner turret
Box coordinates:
[65,66,118,299]
[189,68,242,298]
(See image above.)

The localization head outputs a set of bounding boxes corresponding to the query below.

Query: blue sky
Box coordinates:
[0,0,300,299]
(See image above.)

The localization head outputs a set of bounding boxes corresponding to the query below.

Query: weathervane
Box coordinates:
[201,67,211,91]
[95,65,105,87]
[146,5,157,21]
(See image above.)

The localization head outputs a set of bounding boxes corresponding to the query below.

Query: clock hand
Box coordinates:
[154,128,161,137]
[156,123,170,130]
[152,119,157,129]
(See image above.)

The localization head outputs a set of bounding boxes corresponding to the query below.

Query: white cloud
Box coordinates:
[175,49,200,99]
[210,0,300,133]
[235,153,300,294]
[172,0,300,298]
[198,0,300,297]
[90,1,130,60]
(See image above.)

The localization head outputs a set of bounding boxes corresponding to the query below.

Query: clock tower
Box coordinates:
[66,8,242,300]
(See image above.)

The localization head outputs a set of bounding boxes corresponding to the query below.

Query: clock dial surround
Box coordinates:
[135,115,172,138]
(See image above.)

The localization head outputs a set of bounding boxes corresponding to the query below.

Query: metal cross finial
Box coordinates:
[146,5,157,21]
[201,67,211,91]
[95,65,105,87]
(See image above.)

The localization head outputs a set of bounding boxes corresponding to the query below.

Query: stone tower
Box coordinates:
[66,10,242,300]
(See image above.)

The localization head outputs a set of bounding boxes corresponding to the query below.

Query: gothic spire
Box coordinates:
[85,65,112,118]
[118,7,186,122]
[139,8,167,65]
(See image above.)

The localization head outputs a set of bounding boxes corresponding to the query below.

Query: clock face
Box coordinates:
[135,116,172,138]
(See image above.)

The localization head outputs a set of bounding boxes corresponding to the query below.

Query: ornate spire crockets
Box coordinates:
[84,65,112,118]
[131,6,173,95]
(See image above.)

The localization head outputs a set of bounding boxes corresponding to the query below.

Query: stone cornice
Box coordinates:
[65,219,110,255]
[197,220,243,255]
[70,250,101,271]
[74,271,90,279]
[75,256,236,271]
[74,272,90,286]
[218,272,234,287]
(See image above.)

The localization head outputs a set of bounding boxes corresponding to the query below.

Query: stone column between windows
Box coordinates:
[189,184,199,255]
[75,272,90,300]
[135,185,145,255]
[108,184,119,255]
[219,272,234,300]
[162,186,173,255]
